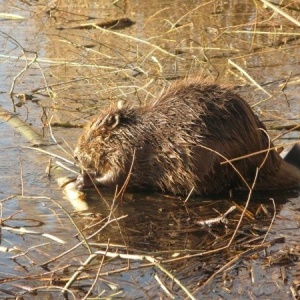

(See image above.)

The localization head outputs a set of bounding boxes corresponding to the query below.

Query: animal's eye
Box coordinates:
[88,131,96,142]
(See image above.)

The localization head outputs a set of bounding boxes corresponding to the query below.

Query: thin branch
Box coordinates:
[260,0,300,27]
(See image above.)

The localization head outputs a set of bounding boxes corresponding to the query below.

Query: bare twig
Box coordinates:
[260,0,300,27]
[196,206,236,226]
[260,198,276,245]
[82,240,111,300]
[228,59,272,97]
[154,273,175,299]
[116,149,136,199]
[93,24,183,60]
[9,53,37,99]
[62,253,98,295]
[197,241,274,291]
[27,146,75,166]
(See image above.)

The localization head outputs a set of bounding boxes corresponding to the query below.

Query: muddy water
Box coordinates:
[1,0,300,299]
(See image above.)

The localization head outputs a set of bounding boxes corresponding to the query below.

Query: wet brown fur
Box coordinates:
[74,78,300,195]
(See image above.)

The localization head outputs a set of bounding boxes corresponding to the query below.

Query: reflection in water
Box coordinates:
[74,188,298,253]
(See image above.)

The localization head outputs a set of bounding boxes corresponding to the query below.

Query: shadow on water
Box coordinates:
[79,189,295,252]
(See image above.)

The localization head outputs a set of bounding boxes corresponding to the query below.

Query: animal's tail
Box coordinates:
[255,143,300,191]
[284,143,300,170]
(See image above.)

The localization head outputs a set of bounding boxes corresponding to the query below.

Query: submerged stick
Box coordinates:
[196,206,236,226]
[0,105,45,146]
[0,105,87,208]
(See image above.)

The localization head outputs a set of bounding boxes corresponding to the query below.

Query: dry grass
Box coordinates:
[1,0,300,299]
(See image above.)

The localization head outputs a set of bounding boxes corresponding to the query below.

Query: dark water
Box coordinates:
[0,0,300,299]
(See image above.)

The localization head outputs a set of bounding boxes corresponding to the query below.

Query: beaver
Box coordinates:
[74,78,300,196]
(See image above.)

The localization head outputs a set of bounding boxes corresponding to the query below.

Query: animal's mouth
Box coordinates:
[76,167,116,189]
[74,150,117,188]
[85,168,117,185]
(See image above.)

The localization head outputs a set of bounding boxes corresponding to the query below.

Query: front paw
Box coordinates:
[75,173,93,189]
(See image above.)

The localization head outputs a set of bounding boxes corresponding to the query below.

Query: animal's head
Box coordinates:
[74,107,139,186]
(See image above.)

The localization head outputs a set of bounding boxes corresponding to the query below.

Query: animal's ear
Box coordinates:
[104,113,120,129]
[91,113,120,131]
[117,100,126,109]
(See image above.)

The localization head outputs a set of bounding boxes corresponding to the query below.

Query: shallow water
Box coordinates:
[1,0,300,299]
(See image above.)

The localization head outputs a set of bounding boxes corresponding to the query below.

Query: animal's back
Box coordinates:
[142,79,300,194]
